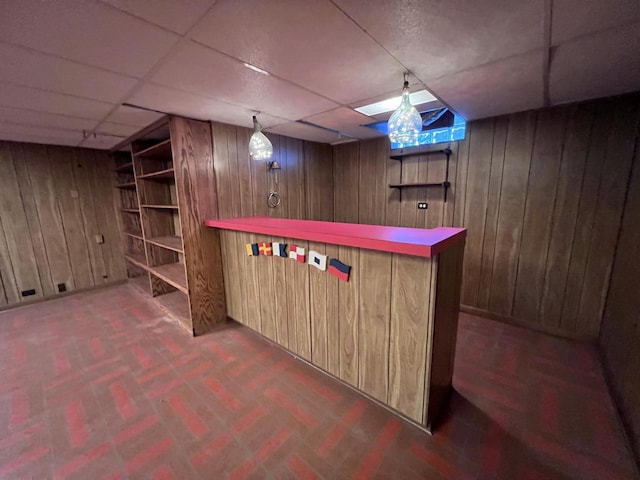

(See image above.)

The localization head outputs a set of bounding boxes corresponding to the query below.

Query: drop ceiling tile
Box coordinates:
[303,107,384,139]
[80,135,124,150]
[151,41,338,120]
[128,83,287,128]
[95,121,140,137]
[105,105,166,127]
[0,106,99,132]
[265,122,344,144]
[191,0,406,104]
[101,0,217,34]
[0,0,179,77]
[428,50,544,120]
[551,0,640,45]
[0,83,115,120]
[0,122,84,146]
[0,43,136,103]
[550,23,640,105]
[333,0,544,81]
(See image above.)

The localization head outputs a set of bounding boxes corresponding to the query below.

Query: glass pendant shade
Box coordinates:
[388,81,423,146]
[249,116,273,161]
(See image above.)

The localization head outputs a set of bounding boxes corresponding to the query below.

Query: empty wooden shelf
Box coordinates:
[137,168,175,181]
[146,236,183,253]
[155,291,190,329]
[141,204,179,210]
[149,263,187,293]
[124,252,147,269]
[115,182,137,189]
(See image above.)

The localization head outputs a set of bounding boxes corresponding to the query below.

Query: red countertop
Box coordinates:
[204,217,466,258]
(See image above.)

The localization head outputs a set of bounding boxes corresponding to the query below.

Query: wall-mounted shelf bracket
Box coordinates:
[388,146,452,202]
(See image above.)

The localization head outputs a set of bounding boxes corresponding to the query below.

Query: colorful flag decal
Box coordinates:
[328,258,351,282]
[246,243,259,256]
[273,242,288,257]
[289,245,305,263]
[258,242,273,256]
[309,251,327,271]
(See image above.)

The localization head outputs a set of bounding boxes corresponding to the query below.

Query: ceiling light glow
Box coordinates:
[355,89,436,116]
[243,63,270,75]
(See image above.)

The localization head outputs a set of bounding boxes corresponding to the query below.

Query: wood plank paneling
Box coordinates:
[332,92,640,340]
[338,245,359,385]
[49,146,94,289]
[389,253,433,421]
[0,141,126,308]
[460,118,495,306]
[512,107,569,323]
[600,137,640,464]
[0,143,43,300]
[358,249,392,403]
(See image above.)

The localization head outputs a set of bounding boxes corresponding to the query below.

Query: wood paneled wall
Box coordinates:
[211,122,333,222]
[0,141,126,307]
[220,229,464,429]
[333,93,640,340]
[600,141,640,465]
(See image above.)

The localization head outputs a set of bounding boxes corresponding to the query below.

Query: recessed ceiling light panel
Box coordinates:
[243,63,270,76]
[355,90,437,116]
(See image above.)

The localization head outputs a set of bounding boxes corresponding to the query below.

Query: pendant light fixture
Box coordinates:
[249,115,273,161]
[387,73,423,146]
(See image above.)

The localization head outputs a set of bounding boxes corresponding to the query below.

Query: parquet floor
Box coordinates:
[0,284,637,479]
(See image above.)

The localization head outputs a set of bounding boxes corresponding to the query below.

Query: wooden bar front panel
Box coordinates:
[221,230,464,428]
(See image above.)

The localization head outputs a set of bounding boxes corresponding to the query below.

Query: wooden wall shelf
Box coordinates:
[134,138,172,158]
[146,236,183,253]
[141,204,179,210]
[125,252,147,269]
[149,263,187,293]
[388,146,453,202]
[137,168,175,181]
[114,162,133,172]
[113,116,226,335]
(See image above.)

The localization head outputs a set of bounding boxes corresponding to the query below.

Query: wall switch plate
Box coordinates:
[418,202,428,209]
[70,190,79,198]
[95,235,104,244]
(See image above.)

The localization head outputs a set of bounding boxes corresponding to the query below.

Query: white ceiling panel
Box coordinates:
[428,50,544,120]
[0,83,115,120]
[80,134,125,149]
[0,106,99,132]
[550,23,640,105]
[100,0,217,34]
[551,0,640,46]
[128,83,287,128]
[303,107,384,139]
[0,43,137,103]
[0,0,179,77]
[104,105,166,127]
[95,121,140,137]
[151,41,338,120]
[266,122,345,144]
[0,122,84,146]
[333,0,544,82]
[191,0,406,104]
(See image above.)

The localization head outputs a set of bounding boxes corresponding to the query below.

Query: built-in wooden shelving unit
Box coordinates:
[112,116,226,335]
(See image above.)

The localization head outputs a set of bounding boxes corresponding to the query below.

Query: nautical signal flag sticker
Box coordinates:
[329,258,351,282]
[246,243,259,256]
[289,245,305,263]
[258,242,273,256]
[273,242,288,257]
[309,251,327,271]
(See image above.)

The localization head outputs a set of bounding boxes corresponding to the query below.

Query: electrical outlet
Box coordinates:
[57,283,66,293]
[95,234,104,244]
[418,202,428,209]
[21,289,36,297]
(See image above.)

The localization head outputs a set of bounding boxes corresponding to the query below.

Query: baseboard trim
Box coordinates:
[0,280,127,314]
[459,305,596,343]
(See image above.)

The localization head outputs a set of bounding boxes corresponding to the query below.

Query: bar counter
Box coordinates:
[205,217,466,431]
